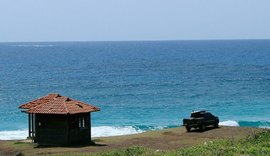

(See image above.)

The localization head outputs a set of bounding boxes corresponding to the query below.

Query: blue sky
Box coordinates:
[1,0,270,42]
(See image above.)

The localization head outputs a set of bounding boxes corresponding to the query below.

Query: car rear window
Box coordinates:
[191,112,204,118]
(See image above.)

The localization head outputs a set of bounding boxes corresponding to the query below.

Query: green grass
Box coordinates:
[41,130,270,156]
[94,130,270,156]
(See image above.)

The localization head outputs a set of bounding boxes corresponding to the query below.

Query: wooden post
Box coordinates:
[31,113,34,138]
[34,114,38,143]
[28,113,31,138]
[89,113,91,141]
[33,114,35,137]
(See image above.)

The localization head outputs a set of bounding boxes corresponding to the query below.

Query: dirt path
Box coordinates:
[0,126,262,156]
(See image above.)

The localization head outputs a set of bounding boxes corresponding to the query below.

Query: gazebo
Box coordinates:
[19,93,100,146]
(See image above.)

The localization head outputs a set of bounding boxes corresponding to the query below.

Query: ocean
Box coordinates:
[0,40,270,140]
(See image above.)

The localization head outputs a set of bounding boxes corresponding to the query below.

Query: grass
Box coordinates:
[51,130,270,156]
[0,127,266,156]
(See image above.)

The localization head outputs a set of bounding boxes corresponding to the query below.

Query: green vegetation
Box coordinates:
[166,130,270,156]
[53,130,270,156]
[0,127,267,156]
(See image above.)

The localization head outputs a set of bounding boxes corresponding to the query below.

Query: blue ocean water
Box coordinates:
[0,40,270,139]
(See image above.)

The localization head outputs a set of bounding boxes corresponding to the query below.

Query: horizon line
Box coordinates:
[1,38,270,43]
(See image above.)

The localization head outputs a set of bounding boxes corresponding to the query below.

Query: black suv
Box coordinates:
[183,111,219,132]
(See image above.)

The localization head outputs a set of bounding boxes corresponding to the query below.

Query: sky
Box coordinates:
[0,0,270,42]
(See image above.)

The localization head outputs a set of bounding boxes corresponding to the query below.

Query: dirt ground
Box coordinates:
[0,126,262,156]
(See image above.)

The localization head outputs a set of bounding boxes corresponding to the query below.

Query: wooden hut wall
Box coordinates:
[68,113,91,144]
[35,114,69,145]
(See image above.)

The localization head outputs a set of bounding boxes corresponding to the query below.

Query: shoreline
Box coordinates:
[0,122,269,141]
[0,126,263,155]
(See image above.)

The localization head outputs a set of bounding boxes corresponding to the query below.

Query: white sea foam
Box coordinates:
[1,122,254,140]
[219,120,239,127]
[0,126,144,140]
[0,130,28,140]
[91,126,144,137]
[259,126,270,129]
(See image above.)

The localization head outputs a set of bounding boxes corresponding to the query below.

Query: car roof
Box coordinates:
[192,110,207,114]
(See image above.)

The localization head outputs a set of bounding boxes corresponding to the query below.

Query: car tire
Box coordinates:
[186,126,191,132]
[200,125,206,132]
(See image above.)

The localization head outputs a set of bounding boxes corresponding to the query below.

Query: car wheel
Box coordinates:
[186,126,191,132]
[200,125,206,132]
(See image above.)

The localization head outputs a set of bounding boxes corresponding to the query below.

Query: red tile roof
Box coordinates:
[19,93,100,115]
[19,93,60,109]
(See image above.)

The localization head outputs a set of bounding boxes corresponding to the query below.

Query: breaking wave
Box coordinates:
[219,120,270,128]
[219,120,240,126]
[91,126,144,137]
[0,129,28,140]
[0,125,169,140]
[0,122,269,140]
